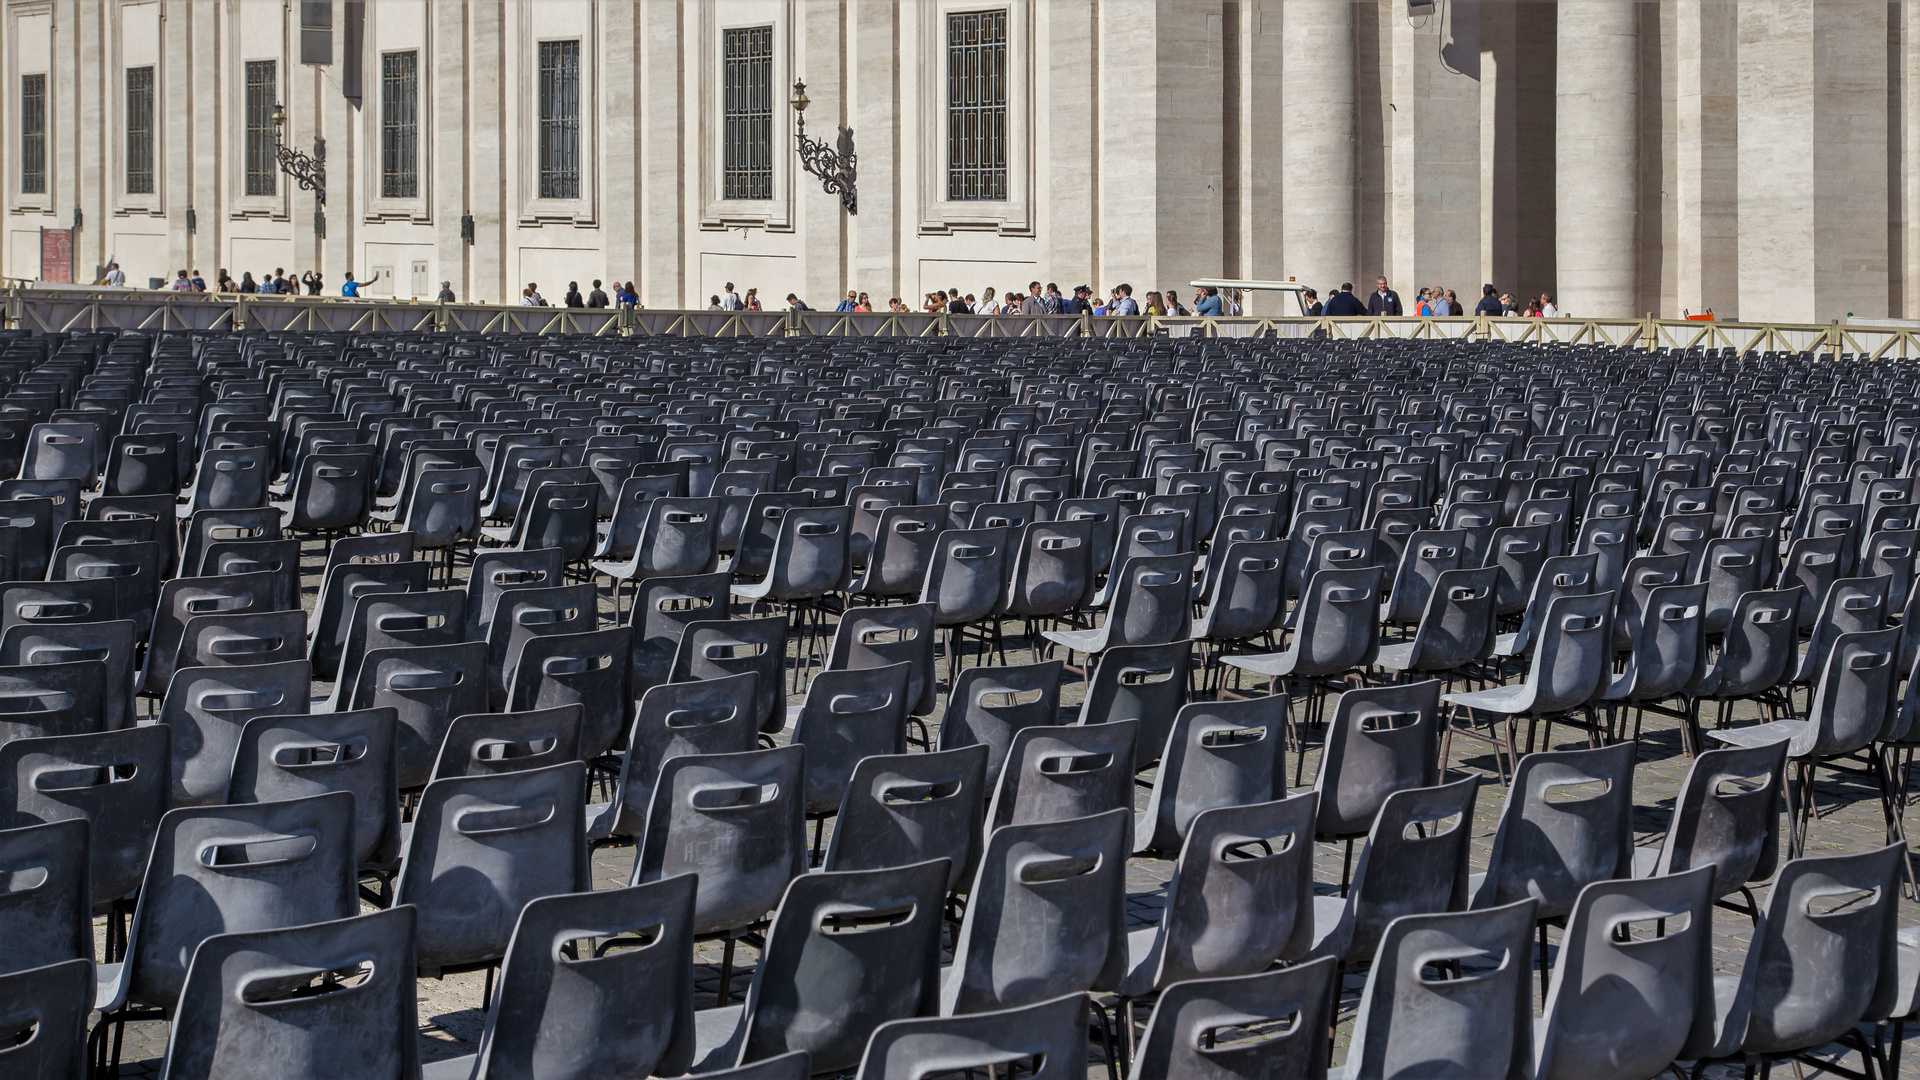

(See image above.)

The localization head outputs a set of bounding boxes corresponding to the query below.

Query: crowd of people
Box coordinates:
[1307,277,1562,318]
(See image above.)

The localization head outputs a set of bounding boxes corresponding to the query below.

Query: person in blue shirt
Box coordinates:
[340,270,380,297]
[834,290,858,312]
[1110,284,1139,316]
[1193,287,1225,316]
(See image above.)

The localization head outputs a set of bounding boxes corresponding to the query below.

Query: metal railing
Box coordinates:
[5,284,1918,356]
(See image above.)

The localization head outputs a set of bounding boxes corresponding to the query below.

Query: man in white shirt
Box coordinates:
[721,283,745,310]
[103,262,125,287]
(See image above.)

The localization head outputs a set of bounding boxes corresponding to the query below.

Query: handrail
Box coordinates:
[0,283,1911,356]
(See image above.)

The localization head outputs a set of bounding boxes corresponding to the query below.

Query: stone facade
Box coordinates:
[0,0,1912,321]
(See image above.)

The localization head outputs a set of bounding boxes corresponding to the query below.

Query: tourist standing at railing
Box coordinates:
[720,283,744,310]
[1325,282,1367,316]
[103,262,124,287]
[1367,277,1403,316]
[341,270,379,297]
[1541,295,1560,317]
[1043,283,1064,314]
[1475,284,1502,316]
[587,280,609,308]
[1163,288,1189,316]
[1194,287,1225,317]
[564,282,585,308]
[519,283,543,306]
[744,289,761,311]
[835,290,858,312]
[786,293,810,312]
[1020,283,1043,315]
[1111,284,1139,315]
[438,281,456,303]
[1416,289,1434,317]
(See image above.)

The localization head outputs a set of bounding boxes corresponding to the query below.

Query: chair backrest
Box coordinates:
[1648,740,1787,898]
[1075,639,1191,765]
[827,603,938,716]
[601,673,757,839]
[856,994,1088,1080]
[159,907,419,1080]
[1470,741,1635,919]
[943,808,1129,1014]
[0,725,169,908]
[1533,867,1715,1080]
[1136,694,1287,855]
[627,571,731,690]
[632,745,806,936]
[431,703,584,784]
[149,571,280,693]
[1338,775,1480,961]
[733,861,949,1074]
[1343,899,1538,1080]
[488,582,597,708]
[1382,529,1466,625]
[1311,680,1443,840]
[467,878,697,1080]
[824,746,989,894]
[1688,843,1903,1060]
[465,547,566,640]
[0,617,135,730]
[1486,523,1554,615]
[750,503,852,599]
[400,465,484,550]
[790,662,912,815]
[921,526,1011,626]
[126,792,359,1010]
[1616,581,1708,703]
[329,588,466,706]
[938,659,1065,788]
[180,507,281,580]
[349,640,489,789]
[1780,534,1847,629]
[855,505,946,598]
[0,958,91,1080]
[1793,625,1900,758]
[1194,537,1287,643]
[48,540,164,642]
[1516,591,1614,715]
[1699,535,1768,633]
[988,719,1139,840]
[1100,551,1196,649]
[0,819,89,975]
[505,625,633,759]
[310,559,430,682]
[1702,588,1801,699]
[1129,959,1337,1080]
[669,616,788,733]
[1611,552,1689,650]
[1288,566,1384,675]
[1130,794,1318,998]
[632,495,723,579]
[395,760,590,971]
[1794,573,1890,684]
[158,658,310,806]
[175,608,308,680]
[1398,564,1500,671]
[227,707,401,866]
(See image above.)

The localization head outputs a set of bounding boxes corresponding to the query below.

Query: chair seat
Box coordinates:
[1374,642,1416,671]
[589,559,634,579]
[1630,844,1660,878]
[1039,626,1106,653]
[1443,683,1535,715]
[1118,924,1163,997]
[692,1003,747,1072]
[95,959,126,1013]
[731,578,774,601]
[421,1053,477,1080]
[480,525,516,543]
[1706,719,1805,749]
[1307,893,1348,959]
[1219,650,1297,678]
[1492,630,1523,657]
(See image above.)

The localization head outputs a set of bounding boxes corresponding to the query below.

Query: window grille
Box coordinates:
[126,66,155,194]
[538,40,581,200]
[381,51,419,198]
[244,60,278,197]
[722,26,774,201]
[947,10,1007,202]
[20,74,45,195]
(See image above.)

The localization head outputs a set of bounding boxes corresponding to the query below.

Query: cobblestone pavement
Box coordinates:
[90,541,1920,1078]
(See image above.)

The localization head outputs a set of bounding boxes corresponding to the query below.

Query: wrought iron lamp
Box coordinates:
[790,80,856,214]
[270,103,327,207]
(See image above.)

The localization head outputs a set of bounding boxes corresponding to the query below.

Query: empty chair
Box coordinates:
[1531,868,1717,1080]
[486,582,596,707]
[0,725,169,911]
[1632,740,1786,909]
[1679,844,1903,1077]
[0,819,90,976]
[942,808,1130,1015]
[48,540,163,643]
[630,745,806,938]
[669,616,789,733]
[465,547,565,641]
[826,603,938,717]
[158,658,310,806]
[1492,552,1598,660]
[1001,517,1096,629]
[159,907,418,1080]
[627,571,730,692]
[227,707,402,867]
[1308,776,1480,965]
[691,861,948,1074]
[846,504,946,601]
[396,464,484,565]
[20,423,99,484]
[1134,694,1287,855]
[430,703,583,784]
[0,958,92,1080]
[787,662,911,817]
[1600,580,1708,752]
[1121,794,1318,1006]
[103,432,178,497]
[1468,742,1636,924]
[174,607,308,678]
[1789,572,1889,687]
[1698,535,1768,634]
[0,617,137,730]
[730,503,852,606]
[175,446,271,517]
[591,673,758,841]
[1221,565,1383,730]
[1330,899,1538,1079]
[1379,529,1465,626]
[1073,638,1191,765]
[1443,592,1613,780]
[325,588,466,711]
[1374,564,1499,683]
[987,718,1139,839]
[1686,588,1801,732]
[1188,537,1288,656]
[348,640,490,789]
[276,448,376,533]
[594,496,722,592]
[1779,534,1848,630]
[823,746,989,894]
[1485,523,1554,616]
[1310,680,1444,864]
[145,570,280,695]
[310,558,431,683]
[1129,960,1337,1080]
[504,625,632,759]
[920,526,1012,675]
[419,878,698,1080]
[855,994,1087,1080]
[395,761,591,974]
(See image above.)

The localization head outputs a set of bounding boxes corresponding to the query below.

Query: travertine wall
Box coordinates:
[1,0,1914,320]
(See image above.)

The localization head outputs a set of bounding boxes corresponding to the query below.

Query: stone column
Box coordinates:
[1676,0,1736,318]
[431,0,469,300]
[1555,0,1639,318]
[1282,0,1356,292]
[638,0,684,308]
[851,0,899,302]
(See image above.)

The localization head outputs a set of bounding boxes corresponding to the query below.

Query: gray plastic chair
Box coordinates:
[158,658,310,807]
[0,819,89,976]
[631,745,806,937]
[0,618,136,730]
[594,496,723,589]
[1135,695,1287,855]
[1486,523,1554,616]
[158,906,418,1080]
[1121,794,1317,1005]
[669,616,789,733]
[847,505,946,601]
[47,540,164,644]
[465,547,565,641]
[1610,552,1690,652]
[1374,564,1499,681]
[276,448,376,533]
[227,707,402,866]
[1002,517,1096,626]
[0,725,169,911]
[1330,899,1538,1080]
[1685,588,1801,731]
[174,607,308,680]
[1632,740,1786,909]
[942,808,1130,1015]
[1600,580,1708,752]
[324,588,466,711]
[0,958,91,1080]
[395,760,591,974]
[1074,639,1191,767]
[178,506,279,579]
[1221,566,1384,731]
[145,571,280,694]
[420,878,697,1080]
[1308,775,1479,966]
[856,993,1087,1080]
[827,603,938,717]
[1531,867,1716,1080]
[1443,592,1613,781]
[823,746,989,893]
[1129,959,1337,1080]
[1380,529,1466,626]
[310,559,430,683]
[1698,535,1768,634]
[627,571,732,692]
[731,503,852,605]
[97,792,359,1020]
[691,861,949,1074]
[1779,534,1847,630]
[1310,679,1443,859]
[174,445,270,517]
[486,583,596,709]
[592,674,756,841]
[431,703,583,784]
[349,640,490,789]
[1468,741,1635,923]
[504,625,632,759]
[987,719,1139,843]
[396,465,484,563]
[787,662,911,816]
[921,526,1012,675]
[1045,552,1196,657]
[199,537,301,613]
[1189,537,1288,653]
[1679,844,1903,1076]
